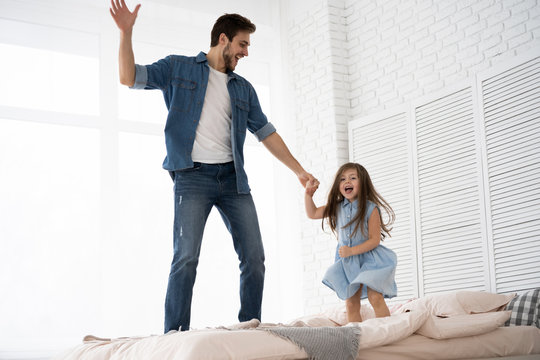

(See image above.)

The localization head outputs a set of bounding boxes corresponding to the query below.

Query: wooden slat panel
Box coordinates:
[415,86,488,295]
[482,55,540,293]
[350,112,416,302]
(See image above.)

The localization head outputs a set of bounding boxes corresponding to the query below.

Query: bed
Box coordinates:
[55,288,540,360]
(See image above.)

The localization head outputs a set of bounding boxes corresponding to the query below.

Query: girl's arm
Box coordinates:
[304,180,325,219]
[339,207,382,257]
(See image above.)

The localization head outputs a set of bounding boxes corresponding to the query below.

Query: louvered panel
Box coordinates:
[482,57,540,91]
[492,224,540,245]
[484,110,540,138]
[418,138,477,165]
[423,250,485,268]
[489,155,539,178]
[492,222,540,240]
[488,144,540,169]
[349,112,416,303]
[492,184,540,205]
[421,210,481,231]
[416,112,474,139]
[358,124,406,146]
[484,92,540,122]
[416,90,471,122]
[415,86,488,295]
[420,193,476,218]
[414,225,478,242]
[423,241,483,259]
[481,55,540,293]
[419,171,478,192]
[484,77,539,106]
[491,172,539,194]
[496,258,540,273]
[482,62,540,91]
[417,119,474,146]
[494,241,540,256]
[492,213,538,232]
[489,166,540,194]
[488,124,540,156]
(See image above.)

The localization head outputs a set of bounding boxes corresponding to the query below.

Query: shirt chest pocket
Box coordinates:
[234,99,249,133]
[171,78,197,113]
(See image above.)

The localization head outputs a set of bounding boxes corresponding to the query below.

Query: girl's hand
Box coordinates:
[305,179,319,197]
[339,245,354,258]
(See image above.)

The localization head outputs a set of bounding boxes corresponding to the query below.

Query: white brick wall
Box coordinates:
[346,0,540,118]
[286,0,351,315]
[284,0,540,314]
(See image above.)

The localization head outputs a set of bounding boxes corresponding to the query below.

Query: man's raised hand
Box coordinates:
[110,0,141,33]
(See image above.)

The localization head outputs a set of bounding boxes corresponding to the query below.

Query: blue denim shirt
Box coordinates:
[131,51,276,194]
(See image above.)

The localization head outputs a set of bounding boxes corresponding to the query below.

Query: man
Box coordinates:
[110,0,318,332]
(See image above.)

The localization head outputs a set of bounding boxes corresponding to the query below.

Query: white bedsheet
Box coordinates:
[55,290,540,360]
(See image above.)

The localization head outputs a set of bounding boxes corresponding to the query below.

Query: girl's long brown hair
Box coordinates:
[322,163,395,239]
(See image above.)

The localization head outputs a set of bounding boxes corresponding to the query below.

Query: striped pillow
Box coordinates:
[504,288,540,328]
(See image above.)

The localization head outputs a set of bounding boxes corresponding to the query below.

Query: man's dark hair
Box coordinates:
[210,13,256,47]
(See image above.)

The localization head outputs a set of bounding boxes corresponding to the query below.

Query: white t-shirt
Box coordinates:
[191,66,233,163]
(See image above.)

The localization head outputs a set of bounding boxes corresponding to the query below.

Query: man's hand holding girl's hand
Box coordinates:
[305,179,319,197]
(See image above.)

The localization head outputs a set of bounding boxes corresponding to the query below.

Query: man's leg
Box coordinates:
[215,164,265,323]
[164,167,214,332]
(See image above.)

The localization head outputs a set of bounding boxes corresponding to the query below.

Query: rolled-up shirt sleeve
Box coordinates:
[247,82,277,141]
[129,64,148,89]
[129,56,171,91]
[254,122,276,141]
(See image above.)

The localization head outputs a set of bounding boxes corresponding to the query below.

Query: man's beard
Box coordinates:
[223,43,236,71]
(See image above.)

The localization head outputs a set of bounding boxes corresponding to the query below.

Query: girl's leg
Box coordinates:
[345,285,363,323]
[367,287,390,318]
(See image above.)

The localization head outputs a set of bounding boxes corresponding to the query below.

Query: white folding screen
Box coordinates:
[349,50,540,297]
[349,111,418,302]
[413,86,489,294]
[479,55,540,293]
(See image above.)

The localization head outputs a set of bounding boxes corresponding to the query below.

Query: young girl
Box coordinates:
[305,162,397,323]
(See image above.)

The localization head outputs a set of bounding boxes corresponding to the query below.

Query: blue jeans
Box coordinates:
[164,162,265,332]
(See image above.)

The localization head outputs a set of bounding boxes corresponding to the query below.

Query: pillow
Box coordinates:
[456,290,516,313]
[504,288,540,328]
[399,291,467,317]
[399,290,516,317]
[416,311,511,339]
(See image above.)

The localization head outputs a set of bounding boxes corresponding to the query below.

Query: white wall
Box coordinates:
[281,0,540,314]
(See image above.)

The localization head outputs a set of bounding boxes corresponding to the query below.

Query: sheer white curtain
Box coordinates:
[0,0,301,357]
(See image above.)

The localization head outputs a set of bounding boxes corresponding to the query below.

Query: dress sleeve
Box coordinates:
[366,201,380,222]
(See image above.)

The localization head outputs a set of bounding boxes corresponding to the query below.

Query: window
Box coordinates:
[0,2,285,355]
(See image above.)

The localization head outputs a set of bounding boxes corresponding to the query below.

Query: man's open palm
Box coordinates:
[110,0,141,32]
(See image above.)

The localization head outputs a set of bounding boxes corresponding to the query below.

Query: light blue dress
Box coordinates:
[322,199,398,300]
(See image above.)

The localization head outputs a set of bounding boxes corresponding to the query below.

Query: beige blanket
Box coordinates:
[55,290,540,360]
